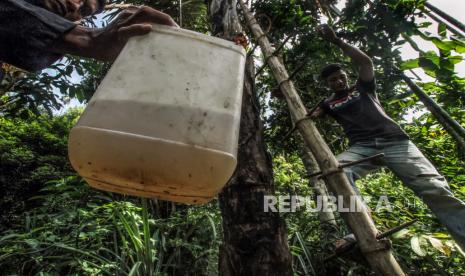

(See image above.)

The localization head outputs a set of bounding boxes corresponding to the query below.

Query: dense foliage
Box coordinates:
[0,110,78,229]
[1,0,465,275]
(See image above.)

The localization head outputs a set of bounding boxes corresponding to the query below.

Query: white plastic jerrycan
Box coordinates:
[68,24,246,204]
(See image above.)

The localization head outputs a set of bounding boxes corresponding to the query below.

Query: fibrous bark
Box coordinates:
[207,0,293,275]
[218,57,292,276]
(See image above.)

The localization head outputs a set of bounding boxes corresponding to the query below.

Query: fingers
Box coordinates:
[100,5,178,59]
[317,25,328,37]
[317,24,328,30]
[114,6,140,22]
[138,6,178,27]
[118,6,179,28]
[117,24,153,42]
[317,24,332,34]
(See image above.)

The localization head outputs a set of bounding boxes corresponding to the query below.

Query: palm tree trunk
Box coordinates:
[207,1,293,275]
[299,142,338,239]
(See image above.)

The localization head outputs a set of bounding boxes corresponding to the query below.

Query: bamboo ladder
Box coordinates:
[237,0,406,275]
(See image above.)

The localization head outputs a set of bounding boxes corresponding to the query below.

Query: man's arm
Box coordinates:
[0,0,77,71]
[308,105,324,118]
[307,98,328,119]
[0,0,177,71]
[318,24,374,82]
[28,0,105,21]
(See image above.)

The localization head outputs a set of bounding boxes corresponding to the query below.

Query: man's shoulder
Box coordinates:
[355,76,377,94]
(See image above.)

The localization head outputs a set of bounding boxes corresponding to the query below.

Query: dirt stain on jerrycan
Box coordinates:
[68,24,246,204]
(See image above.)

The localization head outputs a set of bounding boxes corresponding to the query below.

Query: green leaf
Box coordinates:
[438,23,447,38]
[205,213,217,239]
[418,59,436,70]
[128,261,142,276]
[411,235,426,256]
[65,66,73,76]
[392,228,410,239]
[431,38,454,52]
[423,68,437,78]
[439,58,455,71]
[447,55,464,65]
[427,236,449,255]
[456,45,465,53]
[433,232,450,239]
[418,22,433,29]
[76,89,85,103]
[0,233,25,242]
[400,59,420,70]
[25,239,39,249]
[460,186,465,194]
[421,51,440,65]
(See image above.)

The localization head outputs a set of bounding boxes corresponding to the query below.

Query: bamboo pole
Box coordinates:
[401,75,465,150]
[424,2,465,34]
[422,9,465,38]
[401,34,465,149]
[237,0,405,274]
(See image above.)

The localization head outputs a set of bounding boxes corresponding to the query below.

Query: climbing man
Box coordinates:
[0,0,178,75]
[311,24,465,252]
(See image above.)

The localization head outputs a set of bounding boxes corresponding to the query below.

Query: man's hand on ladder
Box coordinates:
[317,24,340,44]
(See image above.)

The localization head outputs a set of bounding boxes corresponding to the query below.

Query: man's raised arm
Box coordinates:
[318,24,374,82]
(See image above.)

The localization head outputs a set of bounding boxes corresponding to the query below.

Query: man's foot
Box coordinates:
[335,233,356,253]
[334,233,368,265]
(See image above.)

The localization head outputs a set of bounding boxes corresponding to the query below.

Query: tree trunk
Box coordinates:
[218,56,293,276]
[299,142,338,239]
[208,1,293,275]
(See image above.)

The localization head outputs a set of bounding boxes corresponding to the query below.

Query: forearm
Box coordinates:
[0,0,77,71]
[332,38,374,81]
[30,0,105,21]
[50,25,95,59]
[333,39,373,67]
